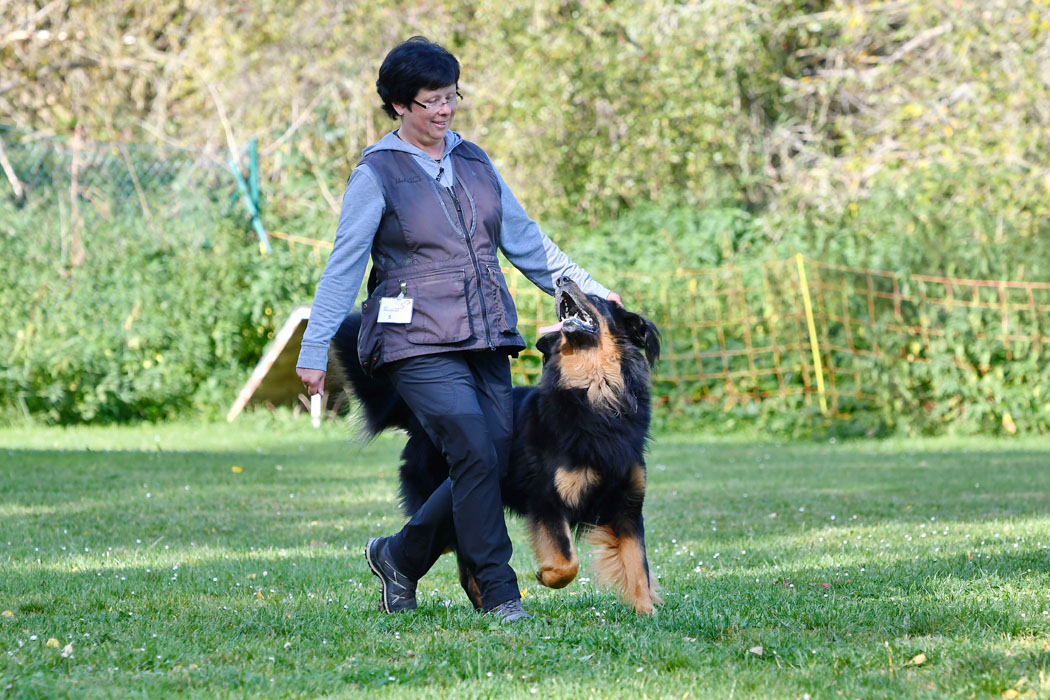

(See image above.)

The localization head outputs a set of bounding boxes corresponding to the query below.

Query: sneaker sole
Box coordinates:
[501,613,533,623]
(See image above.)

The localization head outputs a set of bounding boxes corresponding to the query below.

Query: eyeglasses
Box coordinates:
[412,92,463,111]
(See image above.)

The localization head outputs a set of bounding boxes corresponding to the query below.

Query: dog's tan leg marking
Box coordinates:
[466,576,481,606]
[557,326,625,410]
[529,517,579,589]
[457,561,483,610]
[554,466,601,509]
[585,525,660,613]
[629,464,646,497]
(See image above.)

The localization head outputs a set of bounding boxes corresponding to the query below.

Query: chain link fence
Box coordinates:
[0,125,233,258]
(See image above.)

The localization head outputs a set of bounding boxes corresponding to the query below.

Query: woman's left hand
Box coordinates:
[607,291,623,307]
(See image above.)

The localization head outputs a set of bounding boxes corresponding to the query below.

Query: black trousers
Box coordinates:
[382,350,519,610]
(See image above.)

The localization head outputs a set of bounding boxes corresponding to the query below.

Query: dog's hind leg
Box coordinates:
[455,553,484,610]
[398,433,448,516]
[585,520,660,613]
[528,516,579,589]
[584,466,661,613]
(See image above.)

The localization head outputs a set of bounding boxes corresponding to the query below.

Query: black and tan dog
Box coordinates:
[331,277,662,613]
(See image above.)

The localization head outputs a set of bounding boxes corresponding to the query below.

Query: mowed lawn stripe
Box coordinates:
[1,419,1048,698]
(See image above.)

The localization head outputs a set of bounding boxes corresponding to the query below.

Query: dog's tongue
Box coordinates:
[538,321,563,335]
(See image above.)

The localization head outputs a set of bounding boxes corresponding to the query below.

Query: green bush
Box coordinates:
[0,195,321,424]
[4,1,1049,434]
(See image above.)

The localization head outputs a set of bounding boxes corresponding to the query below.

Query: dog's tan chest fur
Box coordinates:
[557,327,625,410]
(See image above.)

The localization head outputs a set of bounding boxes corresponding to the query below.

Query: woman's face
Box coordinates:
[394,84,458,150]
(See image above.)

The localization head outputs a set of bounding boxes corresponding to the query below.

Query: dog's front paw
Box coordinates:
[628,575,662,613]
[535,565,577,589]
[629,586,660,614]
[633,599,655,614]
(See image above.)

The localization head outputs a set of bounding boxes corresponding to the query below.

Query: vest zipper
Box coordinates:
[446,184,494,349]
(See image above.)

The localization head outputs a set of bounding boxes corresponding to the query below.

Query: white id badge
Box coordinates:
[377,296,413,323]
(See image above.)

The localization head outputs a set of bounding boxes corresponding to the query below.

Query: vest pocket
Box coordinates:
[357,291,383,374]
[404,270,473,345]
[486,265,519,335]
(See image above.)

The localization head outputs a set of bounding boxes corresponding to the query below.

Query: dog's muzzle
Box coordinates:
[554,279,598,335]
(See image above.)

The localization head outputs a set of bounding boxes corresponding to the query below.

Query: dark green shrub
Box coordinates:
[0,196,321,424]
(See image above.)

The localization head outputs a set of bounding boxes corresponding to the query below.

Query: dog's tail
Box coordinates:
[330,313,414,436]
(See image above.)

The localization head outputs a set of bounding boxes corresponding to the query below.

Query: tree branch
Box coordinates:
[0,134,25,201]
[206,81,239,161]
[260,87,329,157]
[0,59,98,97]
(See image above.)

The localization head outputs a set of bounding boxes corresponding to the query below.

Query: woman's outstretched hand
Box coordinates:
[297,368,326,396]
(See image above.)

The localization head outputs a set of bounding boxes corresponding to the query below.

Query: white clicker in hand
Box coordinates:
[311,393,322,428]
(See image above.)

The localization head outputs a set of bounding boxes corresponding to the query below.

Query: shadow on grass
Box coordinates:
[648,440,1050,526]
[0,443,409,550]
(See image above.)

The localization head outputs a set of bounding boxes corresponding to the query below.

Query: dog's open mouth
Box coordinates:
[537,279,599,337]
[558,291,597,334]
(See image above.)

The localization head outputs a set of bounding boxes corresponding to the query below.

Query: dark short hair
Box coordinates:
[376,37,460,120]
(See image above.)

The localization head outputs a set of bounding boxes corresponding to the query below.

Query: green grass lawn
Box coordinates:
[1,416,1049,699]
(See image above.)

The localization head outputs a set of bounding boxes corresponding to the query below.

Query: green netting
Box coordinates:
[0,125,234,253]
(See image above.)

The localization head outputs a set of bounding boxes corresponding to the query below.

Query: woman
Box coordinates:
[296,36,620,623]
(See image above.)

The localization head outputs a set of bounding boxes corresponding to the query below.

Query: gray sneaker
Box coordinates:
[488,598,532,623]
[365,537,417,612]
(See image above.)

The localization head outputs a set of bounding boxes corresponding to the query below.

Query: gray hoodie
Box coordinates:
[296,130,611,371]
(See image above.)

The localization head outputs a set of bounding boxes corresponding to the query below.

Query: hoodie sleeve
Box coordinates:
[489,160,611,299]
[296,165,384,372]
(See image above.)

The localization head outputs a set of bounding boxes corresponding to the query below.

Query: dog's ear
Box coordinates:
[535,332,560,361]
[624,311,661,367]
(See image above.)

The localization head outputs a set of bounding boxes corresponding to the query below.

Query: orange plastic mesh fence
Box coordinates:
[510,258,1050,414]
[803,259,1050,411]
[272,229,1049,416]
[504,259,821,407]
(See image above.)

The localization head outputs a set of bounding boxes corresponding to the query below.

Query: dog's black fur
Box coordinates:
[331,277,662,612]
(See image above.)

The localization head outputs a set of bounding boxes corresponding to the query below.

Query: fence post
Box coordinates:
[795,254,828,414]
[228,156,272,255]
[249,138,260,209]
